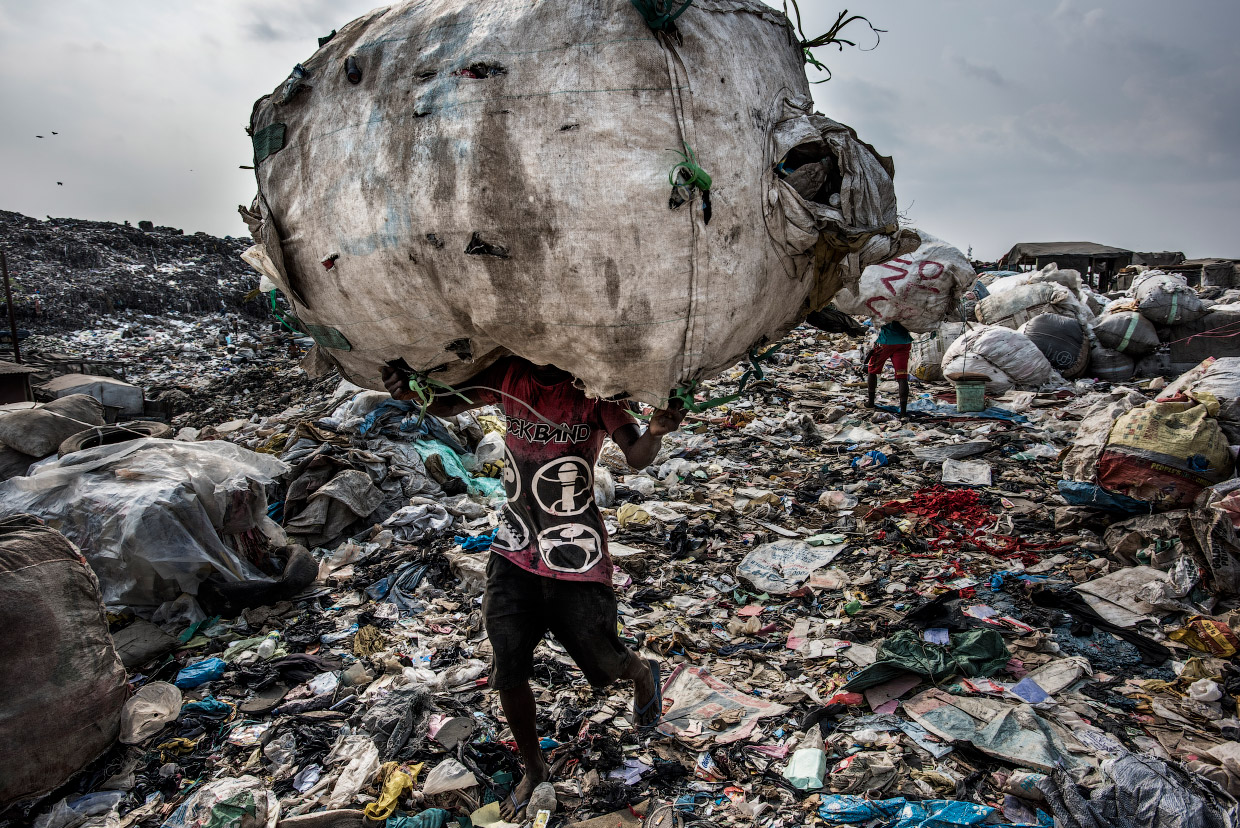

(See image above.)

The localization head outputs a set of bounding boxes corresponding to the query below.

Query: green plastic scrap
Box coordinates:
[842,628,1012,692]
[252,123,286,164]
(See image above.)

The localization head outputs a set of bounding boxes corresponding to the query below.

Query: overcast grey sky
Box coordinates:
[1,1,1237,260]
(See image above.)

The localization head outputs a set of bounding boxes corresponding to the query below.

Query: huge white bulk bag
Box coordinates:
[243,0,904,405]
[941,325,1054,392]
[832,231,975,333]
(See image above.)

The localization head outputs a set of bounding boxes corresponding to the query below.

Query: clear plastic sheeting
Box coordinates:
[0,438,289,610]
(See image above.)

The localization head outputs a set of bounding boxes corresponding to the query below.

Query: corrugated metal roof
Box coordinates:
[0,361,38,376]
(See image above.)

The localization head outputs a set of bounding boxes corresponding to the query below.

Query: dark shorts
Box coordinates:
[483,553,632,691]
[868,343,911,378]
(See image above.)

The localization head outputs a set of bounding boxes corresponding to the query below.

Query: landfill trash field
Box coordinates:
[4,2,1240,828]
[7,222,1240,826]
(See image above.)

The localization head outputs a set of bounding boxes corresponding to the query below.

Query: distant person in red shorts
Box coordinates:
[866,321,912,416]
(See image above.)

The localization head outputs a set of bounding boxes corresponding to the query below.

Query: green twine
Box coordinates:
[268,290,305,334]
[630,0,693,31]
[670,342,780,413]
[668,142,711,192]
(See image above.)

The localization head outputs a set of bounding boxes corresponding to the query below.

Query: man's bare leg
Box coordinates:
[621,651,658,726]
[866,372,878,408]
[898,378,909,417]
[499,683,549,820]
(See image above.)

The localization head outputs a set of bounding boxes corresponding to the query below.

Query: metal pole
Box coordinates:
[0,251,20,363]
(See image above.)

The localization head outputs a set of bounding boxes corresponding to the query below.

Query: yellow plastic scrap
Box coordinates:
[1170,616,1240,657]
[257,432,290,454]
[353,624,386,657]
[617,503,651,527]
[363,761,423,821]
[477,415,506,435]
[156,737,199,757]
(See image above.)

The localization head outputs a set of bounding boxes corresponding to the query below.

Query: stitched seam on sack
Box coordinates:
[281,86,688,153]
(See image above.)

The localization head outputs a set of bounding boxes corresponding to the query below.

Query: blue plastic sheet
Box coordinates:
[852,450,889,469]
[358,400,467,455]
[900,398,1028,422]
[820,795,1052,828]
[180,695,232,717]
[387,808,451,828]
[1056,480,1154,513]
[174,657,226,689]
[454,527,497,551]
[411,439,506,501]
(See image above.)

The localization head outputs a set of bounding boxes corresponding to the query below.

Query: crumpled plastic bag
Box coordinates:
[383,497,455,541]
[421,758,478,795]
[0,438,288,609]
[323,734,381,809]
[160,775,279,828]
[120,681,182,744]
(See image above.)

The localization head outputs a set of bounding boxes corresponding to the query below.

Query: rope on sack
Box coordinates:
[268,290,306,334]
[668,342,781,414]
[403,370,563,431]
[667,142,711,194]
[630,0,693,31]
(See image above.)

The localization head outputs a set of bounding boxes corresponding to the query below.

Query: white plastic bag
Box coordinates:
[422,758,478,795]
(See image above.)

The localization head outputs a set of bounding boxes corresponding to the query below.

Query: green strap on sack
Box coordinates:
[1117,313,1139,352]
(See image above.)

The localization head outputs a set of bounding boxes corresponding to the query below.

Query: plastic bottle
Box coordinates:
[256,631,280,659]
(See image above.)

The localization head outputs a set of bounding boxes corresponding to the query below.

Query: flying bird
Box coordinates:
[36,135,43,138]
[57,182,63,186]
[51,131,58,135]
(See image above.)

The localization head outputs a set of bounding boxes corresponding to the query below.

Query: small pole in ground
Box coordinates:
[1,251,21,363]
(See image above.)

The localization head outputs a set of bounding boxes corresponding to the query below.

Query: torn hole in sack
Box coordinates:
[775,139,842,209]
[453,62,506,79]
[464,232,509,258]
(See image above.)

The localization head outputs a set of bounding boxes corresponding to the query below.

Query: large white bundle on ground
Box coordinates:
[832,231,975,333]
[941,324,1054,392]
[909,321,965,382]
[243,0,904,405]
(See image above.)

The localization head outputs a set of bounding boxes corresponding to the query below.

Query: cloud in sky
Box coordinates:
[1,0,1237,261]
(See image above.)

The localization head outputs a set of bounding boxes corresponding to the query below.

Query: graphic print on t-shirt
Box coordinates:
[537,523,604,573]
[532,457,593,517]
[467,359,636,584]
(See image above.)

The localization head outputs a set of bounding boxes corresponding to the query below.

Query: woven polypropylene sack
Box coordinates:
[1022,313,1089,378]
[0,515,127,806]
[1135,273,1206,326]
[832,232,976,334]
[910,322,965,382]
[246,0,901,405]
[942,325,1053,392]
[1094,311,1159,356]
[1090,344,1135,383]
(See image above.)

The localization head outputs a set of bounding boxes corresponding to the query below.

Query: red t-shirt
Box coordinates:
[468,358,637,583]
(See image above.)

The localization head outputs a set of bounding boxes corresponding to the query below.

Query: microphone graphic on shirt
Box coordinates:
[556,462,581,514]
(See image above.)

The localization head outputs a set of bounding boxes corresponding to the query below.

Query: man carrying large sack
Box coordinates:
[383,359,684,819]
